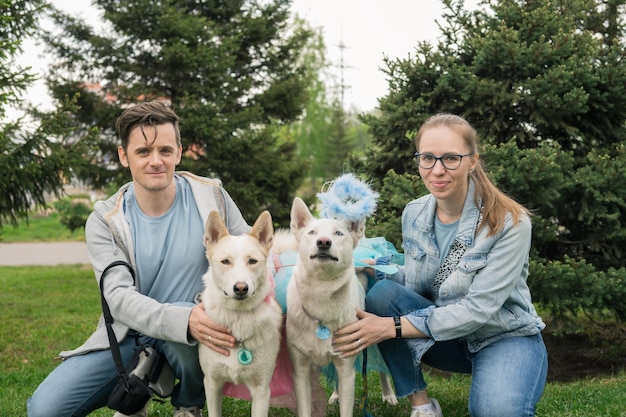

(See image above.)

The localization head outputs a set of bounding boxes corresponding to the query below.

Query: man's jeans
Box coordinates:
[27,334,204,417]
[367,279,548,417]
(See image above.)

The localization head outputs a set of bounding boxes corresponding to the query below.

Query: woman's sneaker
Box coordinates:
[409,398,443,417]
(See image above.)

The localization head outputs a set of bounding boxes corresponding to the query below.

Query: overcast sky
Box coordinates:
[291,0,457,111]
[16,0,479,114]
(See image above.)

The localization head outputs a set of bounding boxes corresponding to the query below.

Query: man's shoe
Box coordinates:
[112,401,149,417]
[409,398,443,417]
[173,406,203,417]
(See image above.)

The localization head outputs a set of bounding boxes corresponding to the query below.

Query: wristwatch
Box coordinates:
[393,316,402,338]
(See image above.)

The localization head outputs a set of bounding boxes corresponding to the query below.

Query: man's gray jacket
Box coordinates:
[60,171,249,359]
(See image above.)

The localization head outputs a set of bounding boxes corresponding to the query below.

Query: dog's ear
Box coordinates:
[204,210,229,248]
[249,210,273,250]
[346,219,366,248]
[290,197,314,235]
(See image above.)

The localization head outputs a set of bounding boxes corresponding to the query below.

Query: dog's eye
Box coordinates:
[308,230,315,235]
[220,259,230,265]
[335,230,344,237]
[248,259,258,265]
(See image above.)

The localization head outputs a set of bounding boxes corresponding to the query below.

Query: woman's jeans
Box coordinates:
[27,334,204,417]
[367,279,548,417]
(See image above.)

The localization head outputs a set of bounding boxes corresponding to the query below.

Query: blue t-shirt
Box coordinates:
[434,216,459,271]
[124,175,208,303]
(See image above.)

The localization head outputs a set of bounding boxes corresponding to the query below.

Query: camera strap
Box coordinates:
[99,260,138,386]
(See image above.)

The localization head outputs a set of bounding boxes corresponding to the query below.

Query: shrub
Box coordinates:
[53,197,91,233]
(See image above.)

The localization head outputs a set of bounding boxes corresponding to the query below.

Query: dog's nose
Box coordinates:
[316,237,332,250]
[233,282,249,296]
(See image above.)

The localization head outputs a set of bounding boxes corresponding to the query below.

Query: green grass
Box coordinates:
[2,266,626,416]
[0,212,85,242]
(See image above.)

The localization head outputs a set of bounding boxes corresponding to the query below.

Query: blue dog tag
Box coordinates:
[237,348,253,365]
[316,325,331,340]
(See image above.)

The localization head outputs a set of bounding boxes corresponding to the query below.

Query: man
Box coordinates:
[28,101,250,417]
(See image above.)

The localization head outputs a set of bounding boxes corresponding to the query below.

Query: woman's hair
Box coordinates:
[415,113,529,236]
[115,101,181,151]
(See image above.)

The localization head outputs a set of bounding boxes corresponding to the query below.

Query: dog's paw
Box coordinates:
[381,393,398,406]
[328,389,340,404]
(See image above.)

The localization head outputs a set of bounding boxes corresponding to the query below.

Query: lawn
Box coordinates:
[1,266,625,416]
[0,211,85,242]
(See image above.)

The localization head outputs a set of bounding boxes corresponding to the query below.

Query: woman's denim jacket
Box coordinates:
[378,180,545,357]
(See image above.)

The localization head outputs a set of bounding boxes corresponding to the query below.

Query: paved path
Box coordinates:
[0,242,90,265]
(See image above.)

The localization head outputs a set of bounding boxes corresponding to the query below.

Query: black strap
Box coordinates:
[99,260,136,382]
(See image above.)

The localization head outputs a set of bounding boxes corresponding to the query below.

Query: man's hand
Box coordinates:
[188,303,236,356]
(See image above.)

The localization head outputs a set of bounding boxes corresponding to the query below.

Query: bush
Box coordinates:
[53,198,91,233]
[365,170,424,247]
[529,257,626,322]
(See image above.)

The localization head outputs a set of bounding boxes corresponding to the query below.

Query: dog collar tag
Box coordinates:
[237,341,253,365]
[316,325,331,340]
[237,348,253,365]
[301,305,332,340]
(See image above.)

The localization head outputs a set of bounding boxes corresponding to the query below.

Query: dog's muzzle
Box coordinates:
[226,281,254,299]
[310,252,339,262]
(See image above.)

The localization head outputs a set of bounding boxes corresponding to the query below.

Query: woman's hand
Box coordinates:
[332,309,395,358]
[188,303,236,355]
[355,257,376,278]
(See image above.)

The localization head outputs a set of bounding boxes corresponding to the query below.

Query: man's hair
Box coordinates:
[115,101,181,151]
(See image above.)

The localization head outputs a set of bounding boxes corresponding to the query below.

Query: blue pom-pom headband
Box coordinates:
[317,173,379,224]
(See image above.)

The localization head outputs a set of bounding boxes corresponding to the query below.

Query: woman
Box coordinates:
[333,114,548,417]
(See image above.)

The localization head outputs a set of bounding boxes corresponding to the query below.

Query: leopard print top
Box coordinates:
[430,211,483,300]
[431,239,467,298]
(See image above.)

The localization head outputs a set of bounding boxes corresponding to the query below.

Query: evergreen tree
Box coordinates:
[0,0,97,229]
[42,0,313,224]
[351,0,626,271]
[354,0,626,179]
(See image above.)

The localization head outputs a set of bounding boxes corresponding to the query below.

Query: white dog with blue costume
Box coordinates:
[277,174,397,417]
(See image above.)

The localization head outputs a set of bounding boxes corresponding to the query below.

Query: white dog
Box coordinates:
[199,210,283,417]
[285,197,367,417]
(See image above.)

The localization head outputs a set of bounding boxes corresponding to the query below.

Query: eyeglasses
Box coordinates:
[414,152,474,170]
